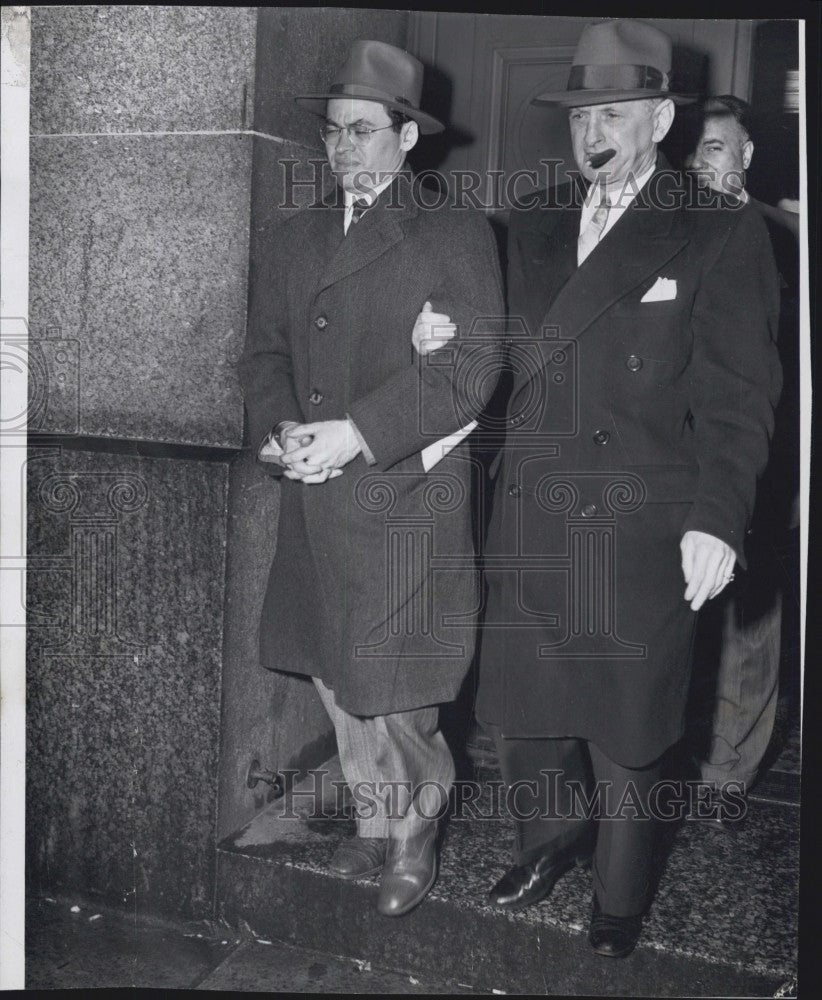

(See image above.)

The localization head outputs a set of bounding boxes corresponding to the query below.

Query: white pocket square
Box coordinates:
[641,277,677,302]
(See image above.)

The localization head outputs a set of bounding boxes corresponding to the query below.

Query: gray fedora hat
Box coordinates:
[295,39,444,134]
[533,19,696,107]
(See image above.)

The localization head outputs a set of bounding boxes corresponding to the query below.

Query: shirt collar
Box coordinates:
[343,172,399,208]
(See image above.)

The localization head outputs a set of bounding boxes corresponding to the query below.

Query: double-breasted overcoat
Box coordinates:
[240,175,504,716]
[476,166,782,766]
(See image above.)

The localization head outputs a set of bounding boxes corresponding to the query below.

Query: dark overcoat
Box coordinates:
[476,166,782,767]
[239,175,504,716]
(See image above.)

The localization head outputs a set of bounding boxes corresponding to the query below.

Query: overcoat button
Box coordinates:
[626,355,643,372]
[309,391,323,405]
[581,503,598,517]
[508,484,521,498]
[315,315,328,330]
[592,429,610,445]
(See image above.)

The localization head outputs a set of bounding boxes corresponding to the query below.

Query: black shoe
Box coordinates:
[488,839,592,911]
[702,786,748,836]
[588,895,643,958]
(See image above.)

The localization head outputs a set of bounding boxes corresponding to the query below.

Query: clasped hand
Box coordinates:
[280,300,456,485]
[280,420,360,483]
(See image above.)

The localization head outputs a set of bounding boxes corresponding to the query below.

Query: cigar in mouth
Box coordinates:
[589,149,616,169]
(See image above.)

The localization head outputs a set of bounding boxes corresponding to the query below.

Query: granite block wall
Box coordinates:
[26,446,227,915]
[29,4,257,443]
[26,6,256,920]
[27,5,411,919]
[28,133,251,445]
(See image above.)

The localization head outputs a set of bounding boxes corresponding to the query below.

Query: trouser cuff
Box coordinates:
[592,855,649,917]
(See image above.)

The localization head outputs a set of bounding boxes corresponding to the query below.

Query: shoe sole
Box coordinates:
[589,939,638,959]
[330,863,384,881]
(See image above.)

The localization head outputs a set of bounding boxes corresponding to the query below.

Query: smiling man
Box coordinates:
[687,94,753,199]
[238,40,503,918]
[474,19,782,957]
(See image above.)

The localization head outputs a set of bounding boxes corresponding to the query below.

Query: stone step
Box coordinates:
[215,770,798,997]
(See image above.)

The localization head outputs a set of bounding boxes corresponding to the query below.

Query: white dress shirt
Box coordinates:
[343,174,396,234]
[578,161,657,261]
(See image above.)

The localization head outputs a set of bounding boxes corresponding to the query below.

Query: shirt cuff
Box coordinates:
[346,414,376,466]
[258,420,298,465]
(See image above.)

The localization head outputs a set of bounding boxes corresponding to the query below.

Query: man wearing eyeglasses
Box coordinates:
[238,40,503,918]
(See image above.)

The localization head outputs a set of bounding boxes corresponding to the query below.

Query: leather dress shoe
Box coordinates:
[588,895,643,958]
[703,787,748,837]
[377,825,438,917]
[488,839,593,911]
[328,836,387,879]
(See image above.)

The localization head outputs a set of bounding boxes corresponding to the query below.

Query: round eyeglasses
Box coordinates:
[320,122,396,145]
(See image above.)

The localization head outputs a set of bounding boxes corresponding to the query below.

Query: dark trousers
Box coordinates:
[486,725,662,917]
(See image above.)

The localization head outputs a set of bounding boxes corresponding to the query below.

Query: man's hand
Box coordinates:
[282,465,344,483]
[680,530,736,611]
[412,300,456,355]
[262,422,341,483]
[281,419,361,475]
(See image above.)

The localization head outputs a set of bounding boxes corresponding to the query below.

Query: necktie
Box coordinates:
[351,198,371,225]
[577,198,610,265]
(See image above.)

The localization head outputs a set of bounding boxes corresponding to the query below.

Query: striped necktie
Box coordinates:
[577,197,610,265]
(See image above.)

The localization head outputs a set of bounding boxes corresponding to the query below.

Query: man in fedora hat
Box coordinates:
[469,18,781,957]
[238,39,503,917]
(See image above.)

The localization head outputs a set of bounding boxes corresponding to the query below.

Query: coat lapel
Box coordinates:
[313,175,418,297]
[519,191,582,336]
[297,188,346,293]
[532,170,690,372]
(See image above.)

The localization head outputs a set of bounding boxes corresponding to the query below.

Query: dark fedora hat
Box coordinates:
[295,39,444,134]
[533,19,696,107]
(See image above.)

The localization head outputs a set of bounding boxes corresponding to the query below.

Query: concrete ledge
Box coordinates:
[214,782,796,996]
[215,846,784,997]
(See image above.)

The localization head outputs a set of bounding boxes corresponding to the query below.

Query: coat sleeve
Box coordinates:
[237,221,304,471]
[682,204,783,565]
[346,209,505,469]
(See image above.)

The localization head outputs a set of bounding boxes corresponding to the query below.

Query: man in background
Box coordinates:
[686,95,799,824]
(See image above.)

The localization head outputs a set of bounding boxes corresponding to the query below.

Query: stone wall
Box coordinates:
[26,6,407,918]
[216,5,409,839]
